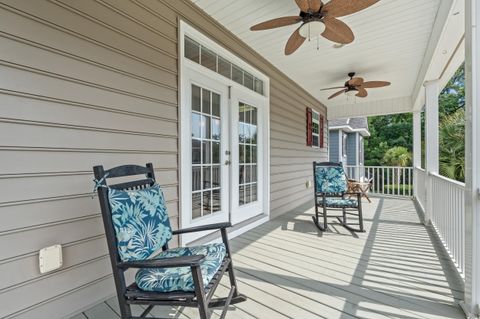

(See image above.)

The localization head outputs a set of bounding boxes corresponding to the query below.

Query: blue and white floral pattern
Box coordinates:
[108,184,172,262]
[318,198,358,208]
[315,166,348,194]
[135,243,227,292]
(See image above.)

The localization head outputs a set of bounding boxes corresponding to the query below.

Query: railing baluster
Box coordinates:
[426,172,465,278]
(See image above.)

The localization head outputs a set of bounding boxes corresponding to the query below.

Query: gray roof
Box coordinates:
[329,117,369,131]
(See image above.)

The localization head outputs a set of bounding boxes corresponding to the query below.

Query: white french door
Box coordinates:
[180,69,267,243]
[230,89,265,224]
[181,69,230,243]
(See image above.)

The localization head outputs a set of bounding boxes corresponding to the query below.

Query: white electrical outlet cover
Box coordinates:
[39,244,63,274]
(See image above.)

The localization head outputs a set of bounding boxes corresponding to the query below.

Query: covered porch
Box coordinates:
[2,0,480,318]
[77,196,464,319]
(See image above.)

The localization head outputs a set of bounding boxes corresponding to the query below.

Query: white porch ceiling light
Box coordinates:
[299,21,326,38]
[299,21,326,41]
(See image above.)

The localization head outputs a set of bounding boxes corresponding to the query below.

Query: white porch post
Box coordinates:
[463,0,480,316]
[412,111,422,199]
[423,80,439,225]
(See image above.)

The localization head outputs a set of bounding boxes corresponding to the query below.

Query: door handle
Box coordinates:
[224,160,231,166]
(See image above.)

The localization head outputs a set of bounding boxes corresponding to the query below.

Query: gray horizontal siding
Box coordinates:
[346,133,358,166]
[0,0,327,317]
[329,130,340,162]
[0,0,179,317]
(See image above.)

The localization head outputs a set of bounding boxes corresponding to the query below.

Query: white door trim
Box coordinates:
[179,20,270,245]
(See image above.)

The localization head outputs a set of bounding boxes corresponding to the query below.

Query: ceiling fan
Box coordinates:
[250,0,379,55]
[321,72,391,99]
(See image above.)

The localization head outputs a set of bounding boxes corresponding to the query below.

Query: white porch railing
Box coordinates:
[345,165,413,197]
[430,172,465,277]
[414,167,426,210]
[346,165,465,278]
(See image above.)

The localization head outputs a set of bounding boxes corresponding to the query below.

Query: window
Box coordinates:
[306,108,324,148]
[359,136,364,165]
[312,111,320,148]
[184,36,265,95]
[342,132,348,158]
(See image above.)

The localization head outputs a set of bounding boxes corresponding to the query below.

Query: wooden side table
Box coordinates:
[347,180,372,203]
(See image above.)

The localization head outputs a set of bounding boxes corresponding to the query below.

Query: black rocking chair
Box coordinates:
[312,161,365,232]
[93,163,246,319]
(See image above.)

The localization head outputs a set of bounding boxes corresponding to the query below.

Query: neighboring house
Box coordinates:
[328,118,370,174]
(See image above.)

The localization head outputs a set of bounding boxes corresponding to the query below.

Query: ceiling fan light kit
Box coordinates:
[249,0,379,55]
[299,21,326,39]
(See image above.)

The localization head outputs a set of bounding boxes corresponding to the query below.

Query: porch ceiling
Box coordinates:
[192,0,463,119]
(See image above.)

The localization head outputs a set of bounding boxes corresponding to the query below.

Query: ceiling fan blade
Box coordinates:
[309,0,323,12]
[250,16,302,31]
[328,89,347,99]
[322,0,379,17]
[285,26,306,55]
[295,0,323,12]
[356,88,368,98]
[320,86,345,91]
[348,77,364,86]
[295,0,310,12]
[361,81,391,88]
[321,16,354,44]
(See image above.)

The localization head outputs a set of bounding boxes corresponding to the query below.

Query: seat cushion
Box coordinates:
[107,184,172,262]
[318,198,358,208]
[135,243,227,293]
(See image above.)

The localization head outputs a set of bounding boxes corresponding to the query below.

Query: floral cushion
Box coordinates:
[318,198,358,208]
[108,184,172,262]
[315,166,348,194]
[135,243,227,292]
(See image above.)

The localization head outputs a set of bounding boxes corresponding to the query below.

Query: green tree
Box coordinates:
[439,64,465,117]
[438,64,465,182]
[382,146,412,167]
[364,64,465,182]
[439,109,465,181]
[364,114,412,166]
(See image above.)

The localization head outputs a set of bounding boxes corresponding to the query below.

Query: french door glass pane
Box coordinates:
[238,102,258,206]
[191,85,222,219]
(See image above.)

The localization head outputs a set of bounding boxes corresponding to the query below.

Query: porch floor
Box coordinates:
[73,197,465,319]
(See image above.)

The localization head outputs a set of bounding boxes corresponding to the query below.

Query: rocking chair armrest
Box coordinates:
[172,222,232,235]
[117,255,205,269]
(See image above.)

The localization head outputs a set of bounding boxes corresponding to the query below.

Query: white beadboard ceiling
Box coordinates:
[190,0,457,117]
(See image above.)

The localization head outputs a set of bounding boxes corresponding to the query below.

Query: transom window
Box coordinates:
[185,36,265,96]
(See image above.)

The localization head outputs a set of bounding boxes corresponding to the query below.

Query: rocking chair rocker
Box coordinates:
[93,163,246,319]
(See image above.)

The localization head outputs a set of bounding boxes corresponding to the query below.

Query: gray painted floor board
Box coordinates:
[74,197,465,319]
[84,302,119,319]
